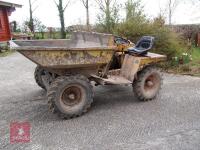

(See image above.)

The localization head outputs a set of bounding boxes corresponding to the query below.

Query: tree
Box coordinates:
[11,21,21,32]
[12,21,17,32]
[125,0,145,22]
[21,21,30,33]
[153,14,165,27]
[95,0,119,33]
[115,0,184,59]
[54,0,70,39]
[28,0,39,33]
[116,0,148,41]
[22,18,45,36]
[167,0,180,25]
[80,0,90,31]
[34,19,47,39]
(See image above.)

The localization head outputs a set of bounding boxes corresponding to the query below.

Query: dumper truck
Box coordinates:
[12,31,166,119]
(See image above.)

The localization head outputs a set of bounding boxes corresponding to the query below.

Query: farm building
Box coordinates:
[0,1,21,42]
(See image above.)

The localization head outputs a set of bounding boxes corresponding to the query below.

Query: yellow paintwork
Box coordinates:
[19,49,114,68]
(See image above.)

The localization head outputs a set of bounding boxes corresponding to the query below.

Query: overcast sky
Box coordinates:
[5,0,200,27]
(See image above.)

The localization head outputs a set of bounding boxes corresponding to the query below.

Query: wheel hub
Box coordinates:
[146,81,154,87]
[61,86,82,106]
[144,73,159,91]
[68,94,76,100]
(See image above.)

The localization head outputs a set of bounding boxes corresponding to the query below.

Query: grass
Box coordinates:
[190,47,200,67]
[0,50,14,57]
[176,47,200,76]
[162,47,200,77]
[189,47,200,77]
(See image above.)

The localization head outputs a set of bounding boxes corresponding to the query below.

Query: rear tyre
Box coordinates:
[47,75,93,119]
[133,66,162,101]
[34,66,46,90]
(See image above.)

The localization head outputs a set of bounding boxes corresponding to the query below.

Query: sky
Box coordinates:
[5,0,200,27]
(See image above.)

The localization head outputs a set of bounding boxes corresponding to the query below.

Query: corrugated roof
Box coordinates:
[0,1,22,8]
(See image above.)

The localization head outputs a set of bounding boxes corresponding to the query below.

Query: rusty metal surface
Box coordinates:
[71,31,115,48]
[91,52,166,85]
[139,52,167,66]
[12,32,166,80]
[90,74,132,85]
[12,32,116,69]
[19,49,114,68]
[121,53,166,82]
[116,41,134,52]
[121,54,141,82]
[13,31,115,49]
[108,69,121,76]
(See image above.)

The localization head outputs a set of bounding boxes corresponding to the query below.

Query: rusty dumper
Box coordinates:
[12,32,166,119]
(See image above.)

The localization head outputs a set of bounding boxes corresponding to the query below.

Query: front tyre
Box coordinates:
[47,75,93,119]
[133,66,162,101]
[34,66,46,90]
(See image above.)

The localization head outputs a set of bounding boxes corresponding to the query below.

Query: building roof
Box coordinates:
[0,1,22,8]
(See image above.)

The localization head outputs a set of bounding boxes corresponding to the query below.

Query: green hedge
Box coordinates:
[115,20,184,59]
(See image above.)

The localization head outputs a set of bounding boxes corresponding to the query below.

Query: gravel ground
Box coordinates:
[0,53,200,150]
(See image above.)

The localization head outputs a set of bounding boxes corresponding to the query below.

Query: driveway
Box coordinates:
[0,53,200,150]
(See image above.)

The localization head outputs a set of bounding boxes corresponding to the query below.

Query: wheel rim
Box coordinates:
[61,85,82,106]
[144,73,160,92]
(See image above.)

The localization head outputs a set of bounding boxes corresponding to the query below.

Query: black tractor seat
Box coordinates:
[128,36,155,55]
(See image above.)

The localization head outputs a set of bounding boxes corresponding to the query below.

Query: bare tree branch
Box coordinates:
[54,0,71,38]
[95,0,106,11]
[95,0,119,33]
[32,5,39,13]
[53,0,59,7]
[167,0,181,25]
[63,0,70,11]
[81,0,87,7]
[80,0,90,30]
[31,0,38,6]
